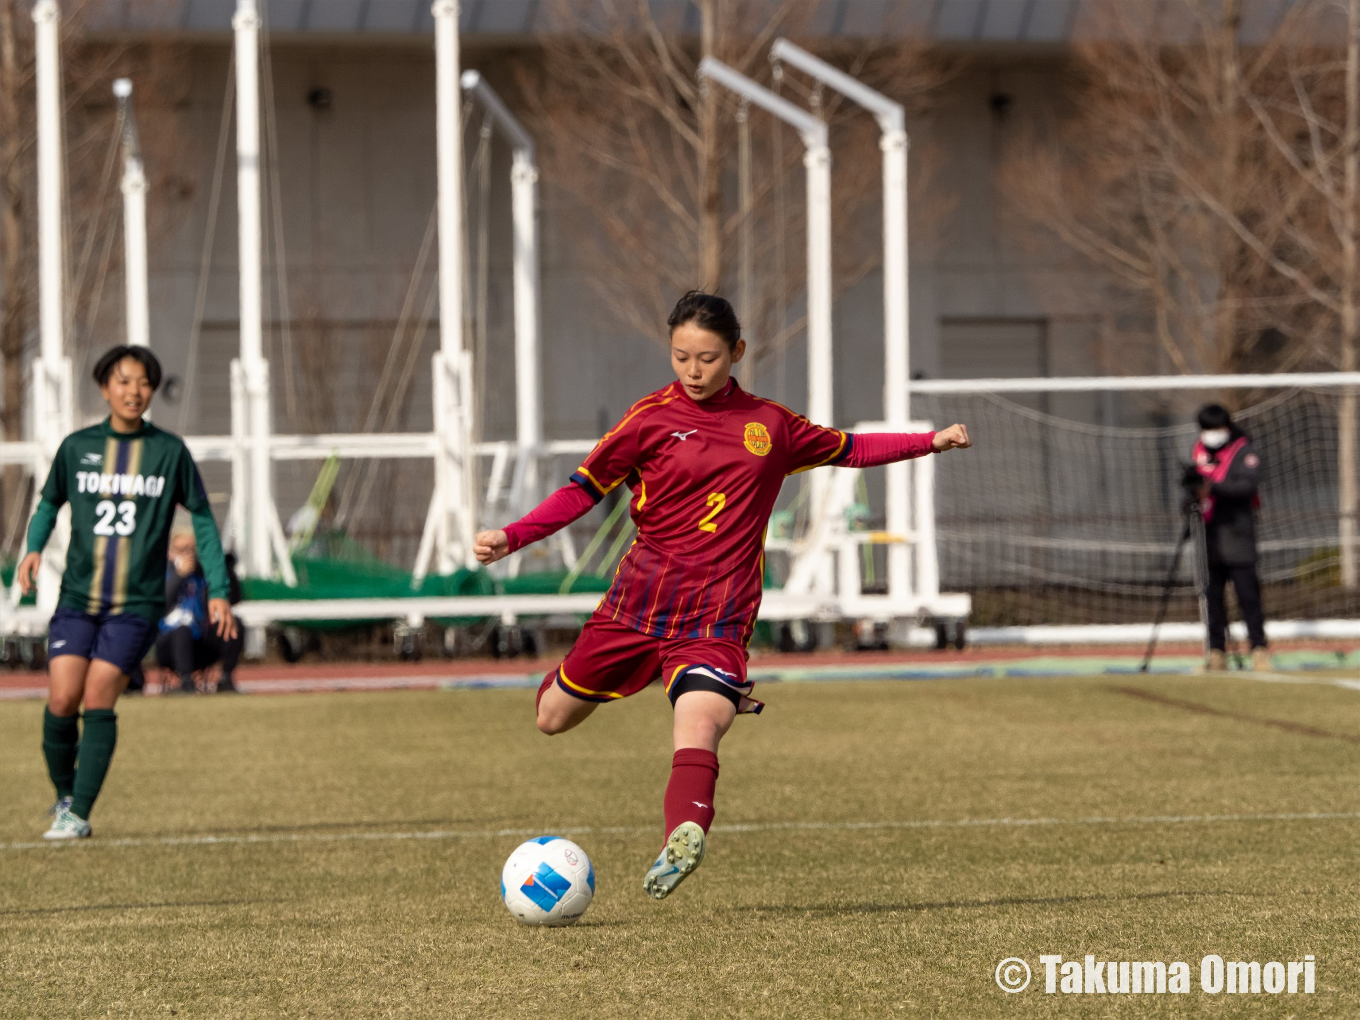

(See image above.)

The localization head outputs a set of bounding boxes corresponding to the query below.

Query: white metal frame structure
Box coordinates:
[460,69,542,521]
[769,39,915,609]
[4,21,966,643]
[696,57,843,601]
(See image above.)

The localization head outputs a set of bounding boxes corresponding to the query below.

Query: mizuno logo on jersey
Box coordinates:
[75,471,167,497]
[80,452,103,466]
[670,430,697,441]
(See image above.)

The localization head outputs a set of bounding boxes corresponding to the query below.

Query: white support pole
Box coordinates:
[460,70,541,506]
[431,0,475,573]
[32,0,72,615]
[882,131,909,425]
[227,359,247,554]
[435,4,464,363]
[113,79,150,349]
[34,1,63,374]
[770,40,912,602]
[913,451,938,600]
[804,143,833,429]
[509,147,540,444]
[881,128,911,602]
[234,0,274,579]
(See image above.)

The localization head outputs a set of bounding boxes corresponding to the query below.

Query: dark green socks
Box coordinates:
[41,707,79,800]
[70,708,118,821]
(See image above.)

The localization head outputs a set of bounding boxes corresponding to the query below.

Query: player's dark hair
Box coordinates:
[1196,404,1233,430]
[93,345,162,391]
[667,290,741,350]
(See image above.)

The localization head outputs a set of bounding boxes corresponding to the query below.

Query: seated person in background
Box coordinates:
[158,528,243,693]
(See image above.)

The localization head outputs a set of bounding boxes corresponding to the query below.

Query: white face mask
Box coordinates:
[1200,428,1231,450]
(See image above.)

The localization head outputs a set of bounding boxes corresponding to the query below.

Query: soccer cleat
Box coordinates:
[42,804,91,840]
[643,820,705,901]
[1201,650,1228,673]
[1250,647,1273,672]
[215,676,238,694]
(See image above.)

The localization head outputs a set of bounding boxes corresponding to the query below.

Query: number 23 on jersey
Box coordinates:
[93,499,137,536]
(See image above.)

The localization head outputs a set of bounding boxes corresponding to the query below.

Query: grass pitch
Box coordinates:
[1,673,1357,1018]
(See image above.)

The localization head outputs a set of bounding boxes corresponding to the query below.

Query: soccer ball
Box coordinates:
[500,836,595,926]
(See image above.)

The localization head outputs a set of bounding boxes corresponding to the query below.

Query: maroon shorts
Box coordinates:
[550,611,753,707]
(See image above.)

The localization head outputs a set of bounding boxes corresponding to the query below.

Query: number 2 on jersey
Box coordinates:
[698,492,727,533]
[93,499,137,537]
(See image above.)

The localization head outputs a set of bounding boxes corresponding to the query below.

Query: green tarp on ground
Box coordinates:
[238,532,609,629]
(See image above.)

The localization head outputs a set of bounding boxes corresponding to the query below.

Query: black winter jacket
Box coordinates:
[1200,436,1260,567]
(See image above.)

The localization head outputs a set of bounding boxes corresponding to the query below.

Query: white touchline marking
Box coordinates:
[1232,670,1360,690]
[2,810,1356,853]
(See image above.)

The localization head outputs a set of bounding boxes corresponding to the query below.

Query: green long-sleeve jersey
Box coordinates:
[26,418,230,621]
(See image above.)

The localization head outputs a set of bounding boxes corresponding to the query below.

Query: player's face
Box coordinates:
[670,323,746,402]
[100,357,154,426]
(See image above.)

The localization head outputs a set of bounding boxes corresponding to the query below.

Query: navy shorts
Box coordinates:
[48,607,157,677]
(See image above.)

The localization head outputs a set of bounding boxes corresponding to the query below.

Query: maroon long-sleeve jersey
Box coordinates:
[568,379,855,645]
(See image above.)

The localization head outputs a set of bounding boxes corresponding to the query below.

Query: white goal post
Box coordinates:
[908,370,1360,646]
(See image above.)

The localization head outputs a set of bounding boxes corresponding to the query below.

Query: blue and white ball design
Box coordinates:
[501,836,595,926]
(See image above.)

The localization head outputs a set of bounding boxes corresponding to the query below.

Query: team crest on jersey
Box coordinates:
[743,422,772,457]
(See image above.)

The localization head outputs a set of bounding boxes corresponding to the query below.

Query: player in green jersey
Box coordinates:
[17,345,236,839]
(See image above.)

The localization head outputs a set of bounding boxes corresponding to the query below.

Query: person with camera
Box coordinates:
[1190,404,1270,672]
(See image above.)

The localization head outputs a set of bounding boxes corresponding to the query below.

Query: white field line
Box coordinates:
[3,810,1358,853]
[1231,671,1360,691]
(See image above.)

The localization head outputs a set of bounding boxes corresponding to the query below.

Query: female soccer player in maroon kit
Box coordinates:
[475,291,971,900]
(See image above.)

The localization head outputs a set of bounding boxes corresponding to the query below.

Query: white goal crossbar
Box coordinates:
[908,371,1360,395]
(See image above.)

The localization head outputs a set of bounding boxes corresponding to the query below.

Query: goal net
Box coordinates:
[909,380,1359,631]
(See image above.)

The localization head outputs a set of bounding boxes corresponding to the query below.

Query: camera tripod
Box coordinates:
[1139,498,1217,673]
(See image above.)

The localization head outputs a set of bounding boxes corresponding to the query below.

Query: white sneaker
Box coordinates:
[642,821,705,900]
[43,804,91,840]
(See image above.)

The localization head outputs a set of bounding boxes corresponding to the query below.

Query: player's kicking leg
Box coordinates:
[644,685,737,900]
[534,617,660,735]
[535,675,599,734]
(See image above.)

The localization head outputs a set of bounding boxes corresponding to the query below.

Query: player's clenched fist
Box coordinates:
[475,529,510,565]
[932,423,971,452]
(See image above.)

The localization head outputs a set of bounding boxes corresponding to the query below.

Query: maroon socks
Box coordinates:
[663,748,719,839]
